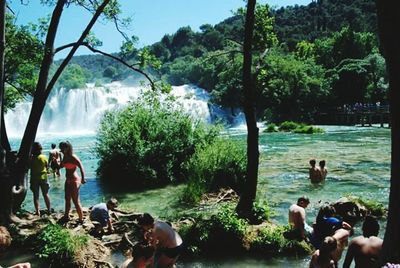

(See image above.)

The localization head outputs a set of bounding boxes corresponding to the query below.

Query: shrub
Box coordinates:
[95,91,219,188]
[36,224,89,262]
[277,121,324,134]
[293,125,324,134]
[251,225,313,255]
[278,121,300,132]
[346,196,386,217]
[265,123,277,132]
[185,205,249,254]
[251,200,273,224]
[182,138,246,203]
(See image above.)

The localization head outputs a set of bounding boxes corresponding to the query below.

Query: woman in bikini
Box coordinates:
[59,141,86,223]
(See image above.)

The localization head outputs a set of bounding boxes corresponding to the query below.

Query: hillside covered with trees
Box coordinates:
[52,0,385,123]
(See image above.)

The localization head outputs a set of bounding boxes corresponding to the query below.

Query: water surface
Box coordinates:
[8,125,391,267]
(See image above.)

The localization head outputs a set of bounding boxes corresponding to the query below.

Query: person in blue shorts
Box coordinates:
[90,198,119,235]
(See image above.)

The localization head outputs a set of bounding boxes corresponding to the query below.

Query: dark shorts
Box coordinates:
[30,180,50,198]
[158,243,185,259]
[50,160,60,170]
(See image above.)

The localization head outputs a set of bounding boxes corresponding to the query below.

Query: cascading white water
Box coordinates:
[5,82,238,137]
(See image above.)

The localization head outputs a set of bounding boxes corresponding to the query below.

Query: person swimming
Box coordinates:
[59,141,86,223]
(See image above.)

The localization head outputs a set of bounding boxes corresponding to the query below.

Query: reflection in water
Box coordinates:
[8,125,390,267]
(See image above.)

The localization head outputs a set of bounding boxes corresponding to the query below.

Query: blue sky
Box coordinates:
[9,0,312,58]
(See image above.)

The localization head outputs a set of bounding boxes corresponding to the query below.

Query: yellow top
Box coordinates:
[31,154,48,181]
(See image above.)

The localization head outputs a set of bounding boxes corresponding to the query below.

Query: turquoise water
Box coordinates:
[7,125,391,267]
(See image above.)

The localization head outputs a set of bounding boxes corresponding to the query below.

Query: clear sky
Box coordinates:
[9,0,312,59]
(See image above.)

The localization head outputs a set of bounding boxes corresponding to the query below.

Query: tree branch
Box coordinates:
[226,38,244,47]
[113,17,130,41]
[5,80,30,95]
[45,0,111,96]
[201,49,242,64]
[55,41,154,88]
[81,43,155,89]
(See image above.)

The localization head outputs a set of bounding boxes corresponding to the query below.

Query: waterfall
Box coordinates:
[5,82,243,137]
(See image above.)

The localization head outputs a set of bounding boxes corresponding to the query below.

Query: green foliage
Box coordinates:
[276,121,324,134]
[36,224,89,261]
[278,121,300,132]
[182,138,246,203]
[346,195,386,217]
[265,123,278,132]
[55,64,90,89]
[253,4,278,50]
[257,50,329,122]
[295,41,315,60]
[212,205,248,238]
[186,205,249,254]
[95,91,219,189]
[293,125,324,134]
[314,27,378,69]
[251,225,313,255]
[252,200,272,223]
[4,13,43,110]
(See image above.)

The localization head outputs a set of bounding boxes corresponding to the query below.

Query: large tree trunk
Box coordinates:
[236,0,260,222]
[376,0,400,264]
[10,0,111,217]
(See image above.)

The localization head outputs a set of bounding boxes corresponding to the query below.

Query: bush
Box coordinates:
[278,121,300,132]
[277,121,324,134]
[251,200,273,224]
[185,205,249,254]
[36,224,89,262]
[346,196,386,217]
[251,225,313,255]
[293,125,324,134]
[182,138,246,203]
[265,123,278,132]
[95,91,219,188]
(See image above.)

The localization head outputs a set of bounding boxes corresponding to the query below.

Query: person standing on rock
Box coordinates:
[59,141,86,223]
[30,142,51,216]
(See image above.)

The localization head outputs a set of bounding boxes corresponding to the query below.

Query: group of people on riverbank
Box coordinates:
[288,196,383,268]
[29,141,185,268]
[29,141,85,223]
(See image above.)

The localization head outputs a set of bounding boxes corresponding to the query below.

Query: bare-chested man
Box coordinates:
[288,196,312,241]
[48,143,61,177]
[319,160,328,181]
[332,227,351,264]
[137,213,184,268]
[309,159,321,183]
[342,216,383,268]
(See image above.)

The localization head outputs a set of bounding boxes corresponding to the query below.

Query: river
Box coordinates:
[6,124,390,267]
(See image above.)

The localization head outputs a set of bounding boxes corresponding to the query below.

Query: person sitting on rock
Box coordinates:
[121,242,155,268]
[137,213,184,268]
[285,196,313,241]
[90,197,119,235]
